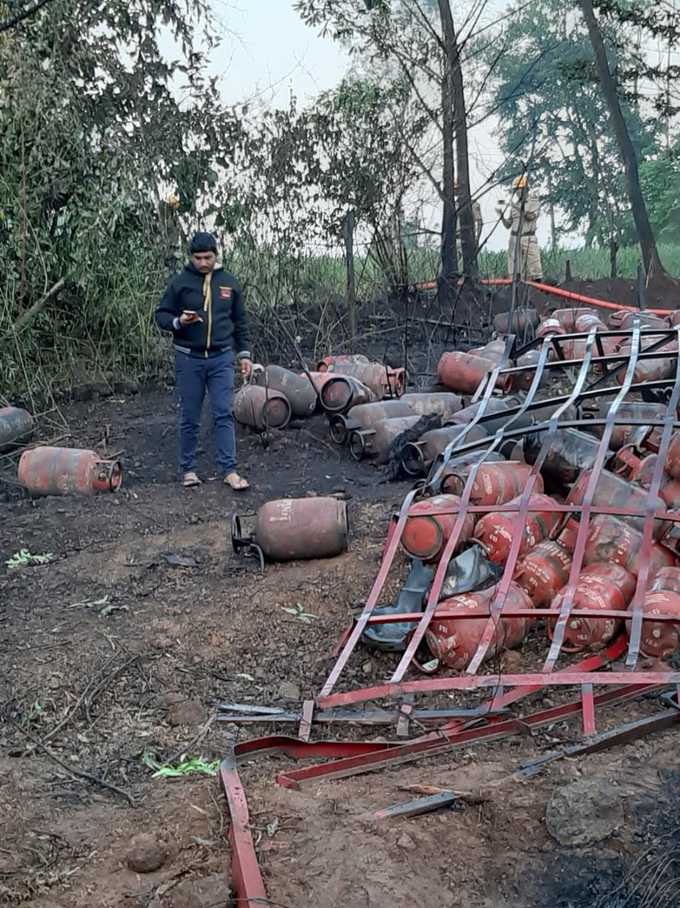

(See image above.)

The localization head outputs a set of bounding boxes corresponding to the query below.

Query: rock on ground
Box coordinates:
[166,698,208,726]
[126,833,167,873]
[545,777,624,846]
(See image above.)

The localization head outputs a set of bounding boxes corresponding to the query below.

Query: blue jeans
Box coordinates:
[175,350,236,475]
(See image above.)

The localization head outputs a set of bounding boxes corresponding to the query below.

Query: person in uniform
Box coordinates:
[497,175,543,280]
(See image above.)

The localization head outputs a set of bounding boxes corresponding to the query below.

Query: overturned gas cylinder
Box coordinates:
[630,565,680,660]
[426,581,534,670]
[316,353,369,372]
[349,415,421,463]
[437,351,512,395]
[400,424,488,476]
[326,360,406,399]
[552,307,597,332]
[536,317,565,340]
[515,539,572,608]
[474,493,562,565]
[232,497,349,563]
[616,336,678,385]
[524,428,604,485]
[233,384,292,430]
[583,515,675,580]
[450,395,529,438]
[568,468,667,537]
[319,375,377,414]
[548,562,636,652]
[400,494,476,562]
[256,365,318,419]
[329,398,415,445]
[493,309,538,335]
[596,400,667,450]
[399,392,463,420]
[442,461,542,505]
[18,447,122,496]
[0,406,34,451]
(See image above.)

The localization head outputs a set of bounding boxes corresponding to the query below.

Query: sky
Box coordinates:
[202,1,561,252]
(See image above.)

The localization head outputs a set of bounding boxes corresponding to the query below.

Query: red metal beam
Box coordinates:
[219,752,267,907]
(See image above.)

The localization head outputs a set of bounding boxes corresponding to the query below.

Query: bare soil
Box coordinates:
[2,286,680,907]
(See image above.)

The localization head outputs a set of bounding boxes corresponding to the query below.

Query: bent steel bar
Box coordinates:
[282,684,657,788]
[626,326,680,668]
[219,751,267,906]
[467,329,599,675]
[545,324,642,670]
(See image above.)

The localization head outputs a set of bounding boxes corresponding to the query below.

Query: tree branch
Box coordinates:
[0,0,56,33]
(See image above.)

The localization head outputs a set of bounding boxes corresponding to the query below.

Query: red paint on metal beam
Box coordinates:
[581,683,596,736]
[219,753,267,906]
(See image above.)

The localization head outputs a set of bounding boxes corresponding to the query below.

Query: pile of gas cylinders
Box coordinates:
[0,406,122,497]
[391,415,680,671]
[233,354,406,431]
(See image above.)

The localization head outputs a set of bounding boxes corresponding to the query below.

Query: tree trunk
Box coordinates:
[437,37,457,311]
[438,0,477,280]
[343,210,356,338]
[578,0,666,278]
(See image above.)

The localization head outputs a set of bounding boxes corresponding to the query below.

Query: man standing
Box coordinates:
[155,232,252,489]
[497,175,543,280]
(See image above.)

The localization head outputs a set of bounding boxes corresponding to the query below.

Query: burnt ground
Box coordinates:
[2,281,680,907]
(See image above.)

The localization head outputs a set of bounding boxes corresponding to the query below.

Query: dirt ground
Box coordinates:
[3,293,680,907]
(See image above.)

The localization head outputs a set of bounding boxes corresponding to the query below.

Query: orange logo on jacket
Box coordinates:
[219,286,232,300]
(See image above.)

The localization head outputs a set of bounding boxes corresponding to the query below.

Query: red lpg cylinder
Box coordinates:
[548,563,636,652]
[474,493,562,565]
[437,351,512,395]
[616,338,678,385]
[327,361,406,398]
[602,401,666,450]
[320,376,377,413]
[246,497,349,562]
[536,317,565,340]
[515,540,572,607]
[470,339,508,363]
[316,353,369,372]
[584,515,675,580]
[567,469,667,537]
[233,384,292,429]
[651,566,680,594]
[400,494,476,562]
[514,349,549,391]
[442,461,543,505]
[552,308,597,331]
[634,591,680,660]
[661,479,680,509]
[665,432,680,480]
[18,447,122,496]
[574,313,607,334]
[426,582,534,670]
[555,517,580,552]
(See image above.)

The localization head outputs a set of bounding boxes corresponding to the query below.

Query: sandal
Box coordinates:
[182,471,202,487]
[224,471,250,491]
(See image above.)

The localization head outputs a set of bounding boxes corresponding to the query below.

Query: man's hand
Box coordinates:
[180,310,203,325]
[240,358,253,379]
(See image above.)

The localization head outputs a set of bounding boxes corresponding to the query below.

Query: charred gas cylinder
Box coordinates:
[664,432,680,480]
[425,582,534,670]
[437,451,506,487]
[232,496,349,564]
[493,309,538,335]
[616,338,678,385]
[568,469,667,537]
[548,562,636,652]
[451,396,529,438]
[515,539,572,607]
[536,317,565,340]
[399,392,463,420]
[523,428,604,485]
[469,339,508,363]
[437,351,512,395]
[349,415,421,463]
[0,406,34,450]
[400,494,476,562]
[661,479,680,509]
[598,400,666,450]
[257,365,318,419]
[329,399,414,445]
[316,353,369,372]
[552,308,597,331]
[400,424,488,476]
[474,493,562,565]
[233,384,292,430]
[442,461,543,505]
[514,350,548,391]
[327,361,406,398]
[619,312,669,331]
[319,375,377,413]
[583,515,675,580]
[574,312,607,334]
[18,447,122,496]
[633,590,680,660]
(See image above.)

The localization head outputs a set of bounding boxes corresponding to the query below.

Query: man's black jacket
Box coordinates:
[155,263,250,358]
